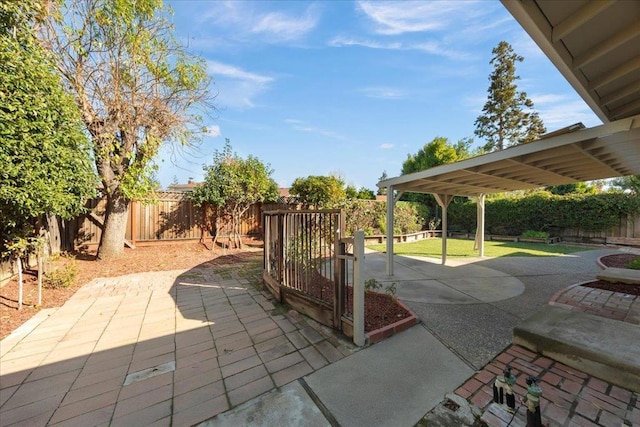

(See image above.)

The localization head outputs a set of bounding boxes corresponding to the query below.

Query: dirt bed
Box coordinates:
[584,253,640,296]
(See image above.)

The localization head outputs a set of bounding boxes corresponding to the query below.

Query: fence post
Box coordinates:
[278,213,284,285]
[353,230,365,346]
[334,228,344,329]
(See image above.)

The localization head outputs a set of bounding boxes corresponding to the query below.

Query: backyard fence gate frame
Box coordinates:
[263,209,365,340]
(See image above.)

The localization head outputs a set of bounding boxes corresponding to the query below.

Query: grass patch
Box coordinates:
[367,238,584,258]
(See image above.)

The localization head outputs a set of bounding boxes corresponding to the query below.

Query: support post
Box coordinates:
[353,230,365,346]
[385,188,405,276]
[434,194,453,265]
[475,193,485,257]
[386,187,394,276]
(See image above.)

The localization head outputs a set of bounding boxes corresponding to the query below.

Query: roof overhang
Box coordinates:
[501,0,640,123]
[378,115,640,197]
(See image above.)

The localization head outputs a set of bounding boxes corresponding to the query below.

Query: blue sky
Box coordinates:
[159,0,601,191]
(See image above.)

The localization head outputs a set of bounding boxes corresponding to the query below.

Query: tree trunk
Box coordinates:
[45,213,62,255]
[97,192,130,260]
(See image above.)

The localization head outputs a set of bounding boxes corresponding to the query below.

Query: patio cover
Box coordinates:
[377,114,640,274]
[376,0,640,275]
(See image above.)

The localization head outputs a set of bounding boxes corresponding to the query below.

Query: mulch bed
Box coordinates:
[303,270,412,333]
[583,253,640,296]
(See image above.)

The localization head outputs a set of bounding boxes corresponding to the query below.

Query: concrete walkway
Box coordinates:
[1,247,638,427]
[362,251,525,305]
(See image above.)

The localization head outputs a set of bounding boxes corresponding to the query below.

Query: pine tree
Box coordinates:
[474,41,546,152]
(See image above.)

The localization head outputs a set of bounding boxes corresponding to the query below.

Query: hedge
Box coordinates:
[447,191,640,235]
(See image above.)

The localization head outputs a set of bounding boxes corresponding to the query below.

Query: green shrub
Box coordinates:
[625,257,640,270]
[394,201,423,234]
[378,218,386,235]
[448,191,640,236]
[44,262,77,289]
[521,230,549,239]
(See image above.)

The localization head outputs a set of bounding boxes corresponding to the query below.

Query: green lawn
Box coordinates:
[367,238,585,258]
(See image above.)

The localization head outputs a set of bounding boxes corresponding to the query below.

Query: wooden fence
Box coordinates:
[63,192,287,250]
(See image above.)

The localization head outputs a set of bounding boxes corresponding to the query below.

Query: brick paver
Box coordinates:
[550,284,640,325]
[456,344,639,427]
[0,264,355,426]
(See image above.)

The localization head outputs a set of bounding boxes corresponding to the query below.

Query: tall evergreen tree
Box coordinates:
[474,41,546,152]
[377,171,388,195]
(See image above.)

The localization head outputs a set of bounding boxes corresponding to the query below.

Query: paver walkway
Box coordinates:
[550,283,640,324]
[455,344,640,427]
[0,266,353,426]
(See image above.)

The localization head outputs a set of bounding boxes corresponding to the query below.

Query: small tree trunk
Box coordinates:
[97,192,131,260]
[233,209,243,249]
[46,213,62,255]
[17,257,23,310]
[212,224,220,251]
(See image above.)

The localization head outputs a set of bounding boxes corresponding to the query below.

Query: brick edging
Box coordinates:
[365,300,419,344]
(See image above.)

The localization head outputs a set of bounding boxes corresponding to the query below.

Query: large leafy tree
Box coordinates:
[41,0,213,260]
[191,140,279,249]
[400,136,472,217]
[401,136,471,175]
[290,175,347,208]
[1,0,96,254]
[611,175,640,194]
[474,41,546,152]
[546,182,596,195]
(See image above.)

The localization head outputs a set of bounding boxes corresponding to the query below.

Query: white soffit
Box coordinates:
[502,0,640,123]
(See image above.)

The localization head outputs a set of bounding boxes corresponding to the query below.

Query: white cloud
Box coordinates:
[207,61,273,84]
[529,93,570,105]
[207,61,274,109]
[200,1,319,43]
[329,36,468,60]
[205,125,221,137]
[252,8,319,41]
[329,36,401,50]
[342,1,509,61]
[361,87,405,99]
[510,32,547,61]
[357,0,484,35]
[380,143,394,149]
[537,100,601,128]
[287,119,346,140]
